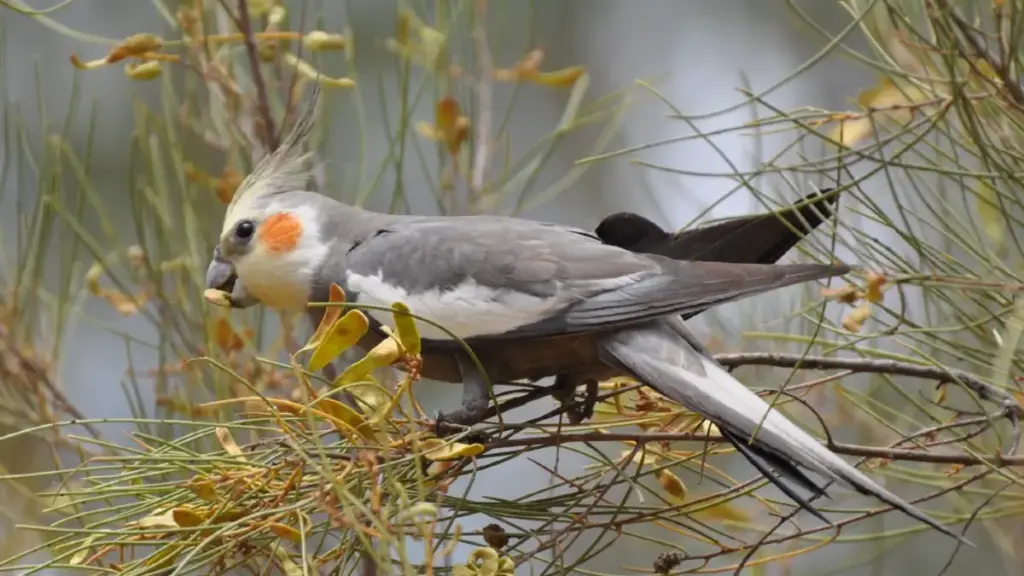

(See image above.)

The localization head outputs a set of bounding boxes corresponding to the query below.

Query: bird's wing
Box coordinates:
[341,217,846,341]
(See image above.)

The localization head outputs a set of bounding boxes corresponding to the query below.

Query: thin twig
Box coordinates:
[485,430,1024,466]
[714,352,1021,416]
[235,0,280,151]
[469,0,493,209]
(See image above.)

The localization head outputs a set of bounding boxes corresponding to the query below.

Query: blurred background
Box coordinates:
[1,1,1016,575]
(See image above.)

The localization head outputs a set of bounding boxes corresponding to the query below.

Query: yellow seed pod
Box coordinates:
[303,30,347,51]
[125,61,162,81]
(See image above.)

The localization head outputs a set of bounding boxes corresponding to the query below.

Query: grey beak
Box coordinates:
[206,246,260,309]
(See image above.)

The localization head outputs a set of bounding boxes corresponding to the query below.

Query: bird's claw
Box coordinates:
[552,376,599,424]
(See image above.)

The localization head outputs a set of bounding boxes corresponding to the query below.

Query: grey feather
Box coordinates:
[340,217,847,339]
[598,318,971,545]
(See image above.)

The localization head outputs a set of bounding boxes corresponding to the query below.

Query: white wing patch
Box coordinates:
[346,271,566,340]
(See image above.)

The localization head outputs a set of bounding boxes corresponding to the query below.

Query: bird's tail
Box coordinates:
[598,319,973,546]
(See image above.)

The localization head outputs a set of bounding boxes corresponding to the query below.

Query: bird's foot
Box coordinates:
[551,375,599,424]
[433,399,490,437]
[434,356,493,436]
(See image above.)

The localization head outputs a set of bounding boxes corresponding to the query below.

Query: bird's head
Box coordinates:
[206,84,329,313]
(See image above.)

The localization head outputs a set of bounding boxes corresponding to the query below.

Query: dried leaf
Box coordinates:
[335,337,401,386]
[188,479,218,502]
[828,76,930,147]
[107,33,163,63]
[842,303,873,333]
[527,66,586,88]
[304,283,348,351]
[308,310,369,372]
[313,396,374,439]
[821,285,863,305]
[124,61,162,81]
[690,501,751,523]
[303,30,346,51]
[129,508,178,529]
[101,290,147,316]
[215,427,246,459]
[655,469,687,500]
[418,97,470,155]
[214,318,245,352]
[171,507,205,527]
[865,272,888,303]
[391,301,422,356]
[269,522,304,542]
[284,52,355,88]
[420,438,486,461]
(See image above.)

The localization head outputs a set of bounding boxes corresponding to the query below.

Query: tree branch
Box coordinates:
[235,0,280,152]
[486,430,1024,467]
[714,352,1021,416]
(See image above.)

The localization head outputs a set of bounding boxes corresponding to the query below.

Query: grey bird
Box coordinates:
[204,86,969,545]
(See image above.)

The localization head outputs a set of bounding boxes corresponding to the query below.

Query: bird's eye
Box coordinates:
[234,219,256,240]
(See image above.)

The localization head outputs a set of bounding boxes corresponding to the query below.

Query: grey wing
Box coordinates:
[343,218,848,340]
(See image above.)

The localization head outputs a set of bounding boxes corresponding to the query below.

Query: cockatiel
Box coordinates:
[204,85,968,545]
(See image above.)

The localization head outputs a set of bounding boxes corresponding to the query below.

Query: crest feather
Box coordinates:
[223,82,322,232]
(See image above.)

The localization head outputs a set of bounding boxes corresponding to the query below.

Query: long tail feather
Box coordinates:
[599,319,973,546]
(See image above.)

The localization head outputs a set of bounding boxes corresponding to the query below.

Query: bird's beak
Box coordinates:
[205,246,260,309]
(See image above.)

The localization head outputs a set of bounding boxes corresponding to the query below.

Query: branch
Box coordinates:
[234,0,280,152]
[486,430,1024,467]
[469,0,493,206]
[714,352,1021,417]
[934,0,1024,108]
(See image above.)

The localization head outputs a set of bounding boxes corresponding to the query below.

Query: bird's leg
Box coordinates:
[551,374,599,424]
[434,353,493,432]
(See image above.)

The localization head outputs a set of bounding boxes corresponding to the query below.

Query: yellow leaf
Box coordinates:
[313,396,374,439]
[128,508,178,529]
[690,501,751,523]
[269,522,304,542]
[335,337,401,386]
[85,263,103,294]
[308,310,370,372]
[842,303,873,333]
[172,507,205,527]
[655,469,687,500]
[420,438,486,461]
[107,33,163,63]
[865,271,888,304]
[527,65,586,88]
[214,318,245,352]
[305,284,348,351]
[125,61,162,81]
[829,76,930,147]
[391,302,421,356]
[101,290,147,316]
[187,479,218,502]
[976,179,1006,250]
[303,30,346,51]
[273,545,304,576]
[215,427,246,459]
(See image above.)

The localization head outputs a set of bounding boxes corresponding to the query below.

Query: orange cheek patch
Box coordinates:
[257,212,303,254]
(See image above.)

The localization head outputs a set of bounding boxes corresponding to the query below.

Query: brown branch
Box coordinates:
[714,352,1021,416]
[933,0,1024,108]
[485,430,1024,467]
[235,0,280,152]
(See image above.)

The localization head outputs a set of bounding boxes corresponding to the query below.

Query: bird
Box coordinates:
[204,85,969,545]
